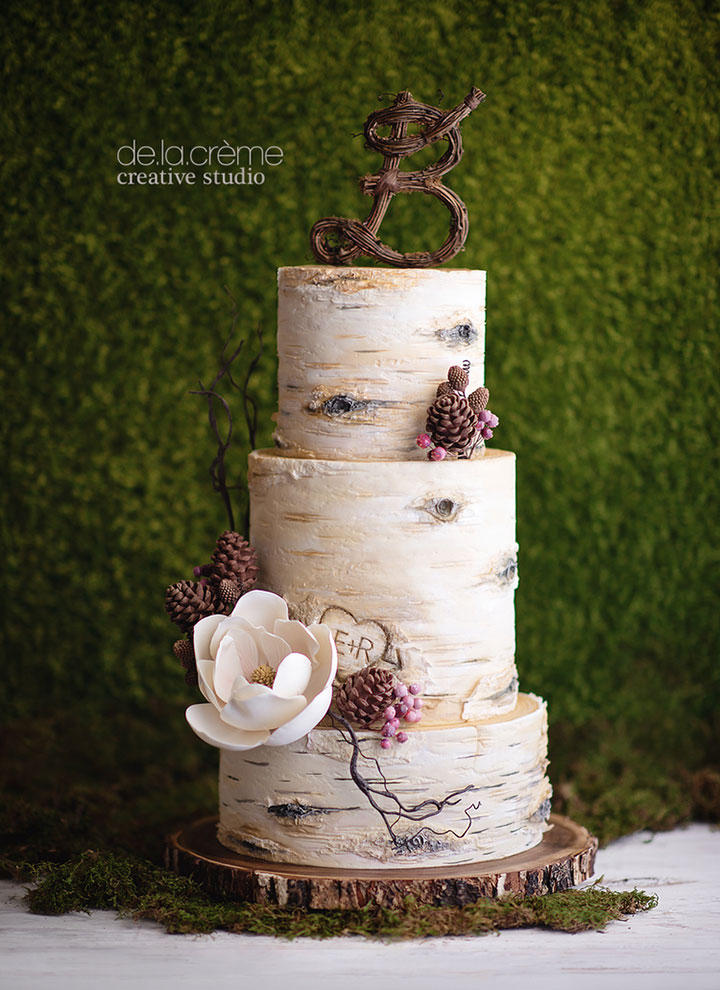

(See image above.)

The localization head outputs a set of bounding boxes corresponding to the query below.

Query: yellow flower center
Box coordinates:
[250,664,275,687]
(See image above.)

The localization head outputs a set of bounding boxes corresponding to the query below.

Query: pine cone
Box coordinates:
[468,386,490,414]
[216,578,242,613]
[165,580,218,633]
[447,365,469,393]
[206,531,259,592]
[173,638,195,666]
[172,638,198,684]
[436,381,453,397]
[426,392,478,455]
[334,666,397,727]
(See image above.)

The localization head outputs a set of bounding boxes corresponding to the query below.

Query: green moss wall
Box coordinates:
[2,0,718,785]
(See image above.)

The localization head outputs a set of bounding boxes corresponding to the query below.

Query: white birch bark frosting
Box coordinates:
[275,266,486,460]
[213,265,551,869]
[249,448,519,725]
[219,693,551,869]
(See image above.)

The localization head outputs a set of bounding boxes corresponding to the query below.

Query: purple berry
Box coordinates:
[380,738,391,750]
[413,697,424,709]
[405,709,419,723]
[430,446,447,461]
[397,703,409,716]
[488,412,499,428]
[478,409,491,424]
[384,706,396,720]
[397,732,409,743]
[481,427,493,440]
[416,433,432,449]
[408,683,421,695]
[390,717,400,729]
[382,722,396,737]
[193,566,203,578]
[395,683,408,699]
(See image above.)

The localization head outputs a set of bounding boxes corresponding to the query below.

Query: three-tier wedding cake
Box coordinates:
[214,265,552,869]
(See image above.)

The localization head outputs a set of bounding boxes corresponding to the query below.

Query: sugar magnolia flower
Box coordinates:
[186,590,337,751]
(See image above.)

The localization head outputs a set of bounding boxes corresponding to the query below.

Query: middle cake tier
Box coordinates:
[249,448,519,724]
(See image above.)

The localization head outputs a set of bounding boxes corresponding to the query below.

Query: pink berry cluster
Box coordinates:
[379,682,423,749]
[476,409,499,441]
[416,433,447,460]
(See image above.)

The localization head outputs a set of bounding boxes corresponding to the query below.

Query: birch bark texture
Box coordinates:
[249,448,519,724]
[274,266,486,460]
[218,265,553,871]
[219,694,551,869]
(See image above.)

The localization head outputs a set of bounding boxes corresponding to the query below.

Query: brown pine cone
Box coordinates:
[216,578,242,613]
[436,381,453,397]
[172,638,198,684]
[173,638,195,665]
[334,666,396,727]
[426,392,478,455]
[468,386,490,414]
[165,580,218,633]
[207,531,259,592]
[447,365,469,393]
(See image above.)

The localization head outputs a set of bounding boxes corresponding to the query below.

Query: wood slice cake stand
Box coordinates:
[165,814,597,909]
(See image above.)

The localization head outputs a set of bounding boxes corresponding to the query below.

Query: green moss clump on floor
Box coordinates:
[11,851,657,938]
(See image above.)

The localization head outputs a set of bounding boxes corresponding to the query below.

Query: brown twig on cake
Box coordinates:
[220,292,263,454]
[327,711,481,851]
[189,291,264,533]
[190,345,243,532]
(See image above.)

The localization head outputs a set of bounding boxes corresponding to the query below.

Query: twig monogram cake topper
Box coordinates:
[310,86,485,268]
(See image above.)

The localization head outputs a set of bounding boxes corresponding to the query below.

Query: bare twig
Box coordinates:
[189,290,263,533]
[327,711,481,851]
[189,379,239,531]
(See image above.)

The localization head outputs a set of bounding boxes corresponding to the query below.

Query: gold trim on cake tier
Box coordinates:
[249,448,519,725]
[218,693,551,870]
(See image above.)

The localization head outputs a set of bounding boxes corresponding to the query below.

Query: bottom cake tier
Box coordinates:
[218,692,552,869]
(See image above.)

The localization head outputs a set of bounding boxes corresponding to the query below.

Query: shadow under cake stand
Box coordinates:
[166,814,597,909]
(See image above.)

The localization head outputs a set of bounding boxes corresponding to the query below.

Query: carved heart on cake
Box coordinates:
[320,606,393,680]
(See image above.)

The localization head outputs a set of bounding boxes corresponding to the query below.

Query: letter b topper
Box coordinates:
[310,87,485,268]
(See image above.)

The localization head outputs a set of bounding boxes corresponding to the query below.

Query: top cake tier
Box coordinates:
[274,266,486,460]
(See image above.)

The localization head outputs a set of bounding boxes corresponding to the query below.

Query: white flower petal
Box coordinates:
[272,653,312,698]
[257,629,291,668]
[186,704,270,751]
[306,623,338,696]
[265,685,333,747]
[218,620,262,680]
[196,658,221,709]
[209,615,245,658]
[213,637,245,703]
[220,682,306,731]
[193,613,225,662]
[273,620,320,660]
[230,590,288,628]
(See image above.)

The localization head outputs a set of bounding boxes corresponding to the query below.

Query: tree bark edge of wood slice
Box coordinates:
[165,814,598,909]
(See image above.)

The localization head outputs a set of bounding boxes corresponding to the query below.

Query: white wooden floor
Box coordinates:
[2,824,719,990]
